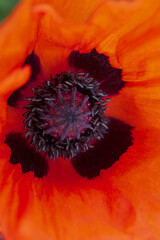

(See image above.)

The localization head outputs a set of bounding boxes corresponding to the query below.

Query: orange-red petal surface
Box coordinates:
[33,0,146,75]
[0,66,31,137]
[112,128,160,240]
[35,0,104,24]
[0,0,38,81]
[0,127,160,240]
[115,2,160,82]
[0,66,31,97]
[97,0,160,69]
[107,82,160,129]
[0,142,135,240]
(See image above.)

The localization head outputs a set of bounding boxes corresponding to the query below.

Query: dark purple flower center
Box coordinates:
[24,72,109,160]
[41,87,92,141]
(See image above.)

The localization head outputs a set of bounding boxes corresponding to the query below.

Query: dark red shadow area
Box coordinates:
[5,133,48,178]
[72,117,133,179]
[7,52,40,107]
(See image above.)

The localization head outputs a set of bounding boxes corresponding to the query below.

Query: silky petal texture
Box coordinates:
[0,143,135,240]
[111,128,160,240]
[0,0,39,81]
[0,0,143,93]
[0,0,144,85]
[96,0,160,69]
[116,6,160,82]
[33,0,145,76]
[107,82,160,129]
[34,0,104,24]
[0,66,31,97]
[0,128,160,240]
[0,0,155,88]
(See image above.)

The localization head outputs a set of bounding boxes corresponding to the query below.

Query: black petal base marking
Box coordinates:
[72,117,133,179]
[68,48,125,95]
[7,52,40,107]
[5,133,48,178]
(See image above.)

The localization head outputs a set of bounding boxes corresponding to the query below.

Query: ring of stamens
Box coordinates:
[23,71,109,160]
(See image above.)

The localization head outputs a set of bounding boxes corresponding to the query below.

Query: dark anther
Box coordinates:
[23,71,109,160]
[68,48,125,95]
[7,51,40,107]
[5,133,48,178]
[72,117,133,179]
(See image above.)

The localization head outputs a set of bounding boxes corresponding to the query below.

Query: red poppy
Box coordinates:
[0,0,160,239]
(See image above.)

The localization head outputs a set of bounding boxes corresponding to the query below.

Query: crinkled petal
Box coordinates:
[0,66,31,97]
[97,0,160,69]
[115,2,160,82]
[33,0,145,75]
[107,83,160,129]
[0,127,160,240]
[111,128,160,240]
[0,0,38,80]
[35,0,104,24]
[0,142,135,240]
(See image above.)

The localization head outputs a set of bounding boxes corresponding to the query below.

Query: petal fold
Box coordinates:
[0,0,38,80]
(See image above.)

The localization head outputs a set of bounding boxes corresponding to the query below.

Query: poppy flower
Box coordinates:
[0,0,160,239]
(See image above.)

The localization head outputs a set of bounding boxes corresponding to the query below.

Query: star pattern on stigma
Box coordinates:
[23,71,109,160]
[42,88,92,141]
